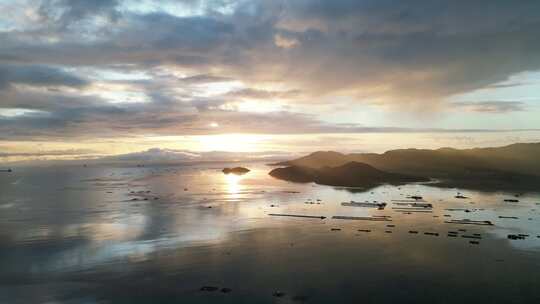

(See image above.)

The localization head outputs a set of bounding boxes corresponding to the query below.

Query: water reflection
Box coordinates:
[224,172,243,195]
[0,163,539,304]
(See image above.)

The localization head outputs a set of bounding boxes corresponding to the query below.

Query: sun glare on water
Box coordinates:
[224,173,243,195]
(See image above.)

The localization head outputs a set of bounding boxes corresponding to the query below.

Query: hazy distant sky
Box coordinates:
[1,0,540,161]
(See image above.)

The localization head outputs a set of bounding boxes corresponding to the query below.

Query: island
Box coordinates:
[269,161,428,189]
[222,167,250,175]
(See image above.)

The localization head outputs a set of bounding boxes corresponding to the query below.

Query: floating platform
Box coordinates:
[393,202,433,208]
[444,219,494,226]
[392,208,433,213]
[462,235,482,239]
[332,215,392,221]
[341,201,387,209]
[269,213,326,219]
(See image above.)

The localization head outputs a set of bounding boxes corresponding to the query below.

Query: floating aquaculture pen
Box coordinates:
[341,201,387,209]
[393,202,433,208]
[444,219,494,226]
[393,209,433,213]
[269,213,326,219]
[462,235,482,239]
[332,215,392,221]
[508,234,527,240]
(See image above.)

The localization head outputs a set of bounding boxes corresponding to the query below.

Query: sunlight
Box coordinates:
[224,173,243,195]
[196,134,265,152]
[193,80,243,98]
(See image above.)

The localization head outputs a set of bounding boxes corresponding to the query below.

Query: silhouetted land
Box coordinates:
[222,167,250,175]
[270,162,428,189]
[271,143,540,191]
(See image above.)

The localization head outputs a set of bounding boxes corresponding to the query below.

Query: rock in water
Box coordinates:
[222,167,250,175]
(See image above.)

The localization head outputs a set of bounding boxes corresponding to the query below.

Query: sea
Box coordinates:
[1,162,539,303]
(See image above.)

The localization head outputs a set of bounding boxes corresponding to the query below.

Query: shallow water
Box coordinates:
[1,163,539,303]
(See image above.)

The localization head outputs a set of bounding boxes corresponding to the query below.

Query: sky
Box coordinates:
[1,0,540,162]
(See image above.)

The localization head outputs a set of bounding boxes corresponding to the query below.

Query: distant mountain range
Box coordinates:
[270,143,540,191]
[8,148,294,166]
[100,148,294,164]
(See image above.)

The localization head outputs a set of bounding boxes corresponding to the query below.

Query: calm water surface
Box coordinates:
[1,163,539,303]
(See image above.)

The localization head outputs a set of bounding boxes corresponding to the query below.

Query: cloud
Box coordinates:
[0,0,539,145]
[3,0,540,104]
[179,74,234,84]
[0,64,88,89]
[223,88,301,99]
[38,0,121,28]
[274,33,299,49]
[486,82,530,89]
[451,101,528,113]
[0,148,98,158]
